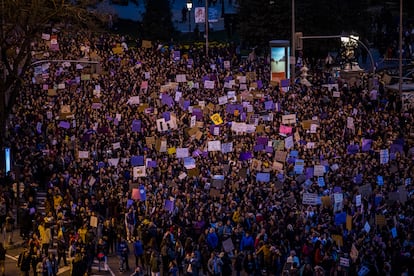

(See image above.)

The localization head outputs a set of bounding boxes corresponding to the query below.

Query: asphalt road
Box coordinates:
[5,243,137,276]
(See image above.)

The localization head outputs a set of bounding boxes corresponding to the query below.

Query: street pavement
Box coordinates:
[3,228,137,276]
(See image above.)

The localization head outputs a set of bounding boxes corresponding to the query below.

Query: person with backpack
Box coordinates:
[133,236,145,269]
[32,251,43,276]
[240,231,254,253]
[56,234,68,267]
[125,208,136,243]
[207,252,223,276]
[45,253,58,276]
[17,248,31,276]
[149,250,161,276]
[97,238,108,271]
[118,237,130,272]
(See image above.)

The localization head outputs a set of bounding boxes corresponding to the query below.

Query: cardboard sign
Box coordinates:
[375,214,386,226]
[132,188,140,200]
[133,166,146,178]
[222,238,235,253]
[78,151,89,159]
[142,40,152,48]
[313,165,325,176]
[209,188,220,198]
[359,184,372,197]
[302,193,318,205]
[282,114,296,124]
[208,140,221,151]
[90,216,98,228]
[340,257,349,267]
[187,168,200,177]
[211,113,223,125]
[346,215,353,231]
[332,234,343,247]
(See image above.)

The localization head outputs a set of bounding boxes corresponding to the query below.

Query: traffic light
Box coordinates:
[295,32,303,50]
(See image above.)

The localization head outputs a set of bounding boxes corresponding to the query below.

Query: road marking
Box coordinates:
[57,266,71,275]
[6,254,18,261]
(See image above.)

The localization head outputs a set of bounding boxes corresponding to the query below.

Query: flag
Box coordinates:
[139,185,146,201]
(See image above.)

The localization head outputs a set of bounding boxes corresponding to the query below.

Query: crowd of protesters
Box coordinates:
[0,21,413,276]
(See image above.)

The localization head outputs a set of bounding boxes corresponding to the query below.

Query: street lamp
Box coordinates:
[398,0,403,97]
[291,0,295,85]
[186,0,193,33]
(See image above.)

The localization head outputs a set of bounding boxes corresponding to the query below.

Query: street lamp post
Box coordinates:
[187,0,193,33]
[291,0,295,85]
[398,0,403,97]
[301,35,376,74]
[205,0,209,57]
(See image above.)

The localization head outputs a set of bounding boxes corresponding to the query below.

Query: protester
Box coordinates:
[17,249,31,276]
[133,236,144,269]
[1,24,413,276]
[118,237,130,272]
[0,242,5,276]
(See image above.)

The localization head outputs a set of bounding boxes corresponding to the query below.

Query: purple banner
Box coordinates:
[132,120,141,132]
[161,93,174,107]
[239,151,253,161]
[58,121,70,129]
[256,136,268,145]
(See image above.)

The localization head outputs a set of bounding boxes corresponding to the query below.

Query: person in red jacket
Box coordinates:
[314,240,323,266]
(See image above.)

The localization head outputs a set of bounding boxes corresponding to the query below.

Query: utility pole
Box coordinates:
[291,0,295,85]
[398,0,403,97]
[205,0,209,58]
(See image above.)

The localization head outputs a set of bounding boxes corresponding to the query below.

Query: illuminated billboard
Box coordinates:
[269,40,290,83]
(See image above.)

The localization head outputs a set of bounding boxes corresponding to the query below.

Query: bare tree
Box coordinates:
[0,0,105,143]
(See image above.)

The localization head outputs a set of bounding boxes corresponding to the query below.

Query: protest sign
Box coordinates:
[302,193,318,205]
[142,40,152,48]
[380,149,389,164]
[279,125,292,135]
[176,148,189,158]
[210,113,223,125]
[132,188,140,200]
[256,173,270,182]
[284,136,294,149]
[282,114,296,124]
[340,257,349,267]
[133,166,146,179]
[90,216,98,228]
[222,238,235,253]
[274,151,287,162]
[208,140,221,151]
[221,142,233,153]
[131,156,144,166]
[108,158,119,167]
[359,184,372,197]
[313,165,325,176]
[204,80,215,89]
[375,214,386,226]
[78,151,89,159]
[334,212,347,225]
[176,74,186,82]
[356,194,362,206]
[218,96,228,105]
